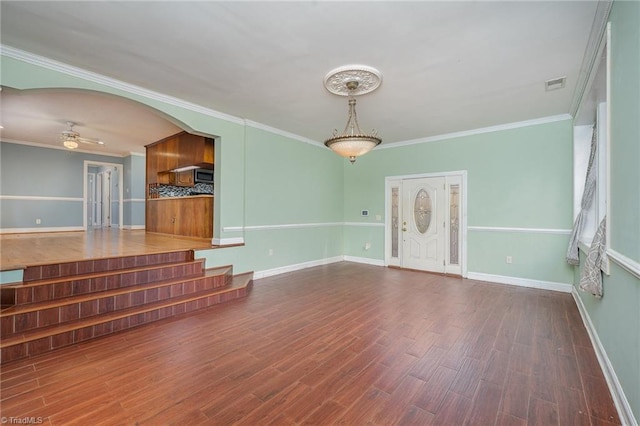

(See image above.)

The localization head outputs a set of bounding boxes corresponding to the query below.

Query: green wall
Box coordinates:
[0,53,345,279]
[0,55,247,243]
[574,1,640,422]
[1,20,638,422]
[198,126,345,273]
[123,154,146,228]
[343,119,575,285]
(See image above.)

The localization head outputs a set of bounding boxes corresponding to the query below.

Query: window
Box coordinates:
[572,24,610,273]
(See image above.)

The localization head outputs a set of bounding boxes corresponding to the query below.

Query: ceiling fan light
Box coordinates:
[63,139,78,149]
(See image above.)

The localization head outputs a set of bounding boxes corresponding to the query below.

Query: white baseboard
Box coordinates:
[254,256,344,280]
[0,226,84,234]
[466,272,572,293]
[212,237,244,246]
[343,256,386,267]
[253,255,385,280]
[121,225,145,230]
[572,287,636,426]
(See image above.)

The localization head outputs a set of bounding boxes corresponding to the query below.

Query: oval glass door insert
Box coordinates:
[414,188,432,234]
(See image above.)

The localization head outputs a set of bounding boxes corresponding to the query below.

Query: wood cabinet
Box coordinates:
[146,196,213,239]
[169,170,194,187]
[146,143,159,186]
[146,132,214,188]
[145,132,215,237]
[157,136,179,173]
[177,133,214,169]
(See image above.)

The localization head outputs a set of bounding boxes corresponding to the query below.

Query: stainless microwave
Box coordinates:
[194,168,214,183]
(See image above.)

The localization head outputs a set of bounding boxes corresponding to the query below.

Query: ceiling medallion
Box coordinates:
[323,65,383,164]
[323,65,382,96]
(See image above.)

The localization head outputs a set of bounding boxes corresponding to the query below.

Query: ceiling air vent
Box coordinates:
[545,76,566,91]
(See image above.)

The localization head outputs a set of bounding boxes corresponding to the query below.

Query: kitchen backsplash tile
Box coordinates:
[157,183,213,197]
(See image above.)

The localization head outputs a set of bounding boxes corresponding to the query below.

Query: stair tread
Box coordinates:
[0,266,233,317]
[23,250,193,270]
[0,273,253,347]
[5,259,207,289]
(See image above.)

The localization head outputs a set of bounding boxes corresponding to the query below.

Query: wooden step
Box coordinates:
[1,259,207,306]
[21,250,194,282]
[0,272,253,364]
[0,267,233,337]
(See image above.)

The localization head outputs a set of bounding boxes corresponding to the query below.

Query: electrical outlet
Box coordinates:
[36,218,41,225]
[364,242,371,250]
[506,256,513,264]
[268,249,274,256]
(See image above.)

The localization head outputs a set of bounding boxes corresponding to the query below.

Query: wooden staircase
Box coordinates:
[0,250,252,364]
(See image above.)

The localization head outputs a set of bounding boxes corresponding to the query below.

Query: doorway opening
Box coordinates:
[385,171,467,276]
[83,161,124,229]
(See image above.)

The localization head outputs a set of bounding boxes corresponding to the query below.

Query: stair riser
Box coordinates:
[8,261,205,306]
[22,251,194,282]
[2,274,230,336]
[0,285,250,364]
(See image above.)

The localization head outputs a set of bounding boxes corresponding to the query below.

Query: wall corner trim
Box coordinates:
[607,249,640,279]
[466,272,572,293]
[468,226,572,235]
[571,287,637,426]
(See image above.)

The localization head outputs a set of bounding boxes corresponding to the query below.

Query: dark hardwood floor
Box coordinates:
[0,262,620,425]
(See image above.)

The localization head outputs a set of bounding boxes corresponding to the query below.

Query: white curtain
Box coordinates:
[579,217,607,298]
[566,125,597,265]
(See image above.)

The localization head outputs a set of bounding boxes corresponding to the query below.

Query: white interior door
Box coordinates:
[102,169,112,227]
[96,172,103,227]
[87,173,96,226]
[402,177,445,272]
[83,161,124,231]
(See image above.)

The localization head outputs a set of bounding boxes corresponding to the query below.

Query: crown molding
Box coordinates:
[1,45,329,148]
[1,44,245,125]
[378,114,573,150]
[244,120,322,148]
[569,0,613,117]
[1,44,585,153]
[1,138,124,157]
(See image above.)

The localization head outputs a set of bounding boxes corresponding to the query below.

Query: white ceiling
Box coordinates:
[0,1,603,156]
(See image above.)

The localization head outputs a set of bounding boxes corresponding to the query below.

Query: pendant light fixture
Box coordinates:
[323,65,382,164]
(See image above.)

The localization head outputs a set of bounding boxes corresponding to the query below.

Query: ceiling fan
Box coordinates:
[60,121,105,149]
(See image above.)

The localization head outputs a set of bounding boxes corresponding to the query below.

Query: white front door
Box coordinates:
[402,177,445,272]
[386,173,464,276]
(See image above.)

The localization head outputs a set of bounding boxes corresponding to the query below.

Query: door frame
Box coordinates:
[384,171,468,277]
[83,160,124,230]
